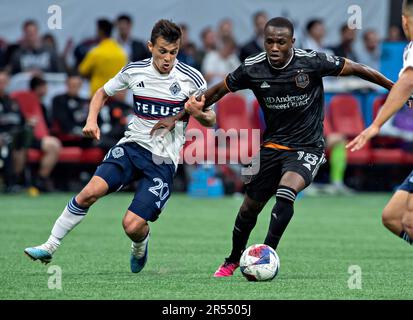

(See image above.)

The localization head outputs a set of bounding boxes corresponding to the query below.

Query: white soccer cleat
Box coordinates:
[24,244,54,264]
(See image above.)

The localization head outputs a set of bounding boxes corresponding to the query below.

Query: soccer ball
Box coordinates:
[240,244,280,281]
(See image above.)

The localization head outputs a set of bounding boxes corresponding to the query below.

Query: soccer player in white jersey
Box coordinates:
[347,0,413,247]
[24,20,216,273]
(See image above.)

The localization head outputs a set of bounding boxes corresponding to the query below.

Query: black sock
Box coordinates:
[264,186,297,250]
[227,212,258,263]
[400,231,413,245]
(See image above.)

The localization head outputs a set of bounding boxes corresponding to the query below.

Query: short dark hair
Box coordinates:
[23,19,37,31]
[306,19,323,33]
[0,68,9,76]
[265,17,294,37]
[253,11,267,24]
[341,24,351,34]
[30,76,46,91]
[403,0,413,15]
[150,19,182,44]
[66,70,81,79]
[97,19,113,38]
[117,14,132,24]
[200,26,212,40]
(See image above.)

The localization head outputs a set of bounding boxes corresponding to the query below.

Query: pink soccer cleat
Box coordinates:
[213,261,240,277]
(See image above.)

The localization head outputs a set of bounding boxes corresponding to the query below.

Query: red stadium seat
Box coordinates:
[371,94,403,148]
[81,147,105,164]
[323,114,333,136]
[11,90,103,165]
[11,91,49,139]
[216,94,260,163]
[329,94,365,138]
[216,94,251,132]
[27,147,82,163]
[327,95,372,164]
[328,94,404,164]
[182,117,217,164]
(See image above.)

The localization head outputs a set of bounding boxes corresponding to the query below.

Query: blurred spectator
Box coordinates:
[306,127,353,196]
[357,29,381,71]
[98,90,132,152]
[79,18,127,97]
[195,27,217,67]
[177,23,199,68]
[116,14,150,62]
[202,36,240,86]
[0,70,32,192]
[51,72,93,147]
[42,33,67,72]
[386,25,405,42]
[73,38,99,68]
[218,18,237,46]
[29,75,62,191]
[42,33,57,52]
[0,38,7,69]
[30,76,51,127]
[301,19,334,55]
[324,131,353,194]
[239,11,268,62]
[9,20,61,74]
[329,24,358,61]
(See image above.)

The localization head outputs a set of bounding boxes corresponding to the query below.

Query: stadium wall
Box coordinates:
[0,0,390,52]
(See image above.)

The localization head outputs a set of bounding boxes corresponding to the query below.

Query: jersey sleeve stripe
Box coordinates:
[177,63,205,87]
[224,75,233,92]
[121,61,151,73]
[176,65,204,88]
[177,62,204,82]
[245,52,266,63]
[245,56,266,66]
[338,58,347,76]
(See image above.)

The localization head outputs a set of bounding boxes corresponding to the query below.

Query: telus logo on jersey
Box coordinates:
[133,95,185,119]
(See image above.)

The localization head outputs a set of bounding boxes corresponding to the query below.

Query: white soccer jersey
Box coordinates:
[400,41,413,77]
[103,58,207,167]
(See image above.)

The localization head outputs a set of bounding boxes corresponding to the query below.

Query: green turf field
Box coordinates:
[1,192,413,300]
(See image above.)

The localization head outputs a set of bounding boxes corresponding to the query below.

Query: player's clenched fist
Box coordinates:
[184,95,205,116]
[82,121,100,140]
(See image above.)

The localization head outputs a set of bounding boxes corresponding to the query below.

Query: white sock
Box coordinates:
[131,231,150,256]
[46,196,89,253]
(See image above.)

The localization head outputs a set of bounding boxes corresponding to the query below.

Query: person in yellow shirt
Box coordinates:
[79,19,127,97]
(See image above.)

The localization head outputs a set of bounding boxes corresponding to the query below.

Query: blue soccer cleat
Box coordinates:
[130,232,150,273]
[24,245,53,265]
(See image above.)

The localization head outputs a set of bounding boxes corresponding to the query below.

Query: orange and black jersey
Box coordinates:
[225,49,345,150]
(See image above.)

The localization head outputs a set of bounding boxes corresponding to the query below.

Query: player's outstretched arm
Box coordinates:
[339,58,394,91]
[346,67,413,151]
[150,81,229,135]
[83,87,108,140]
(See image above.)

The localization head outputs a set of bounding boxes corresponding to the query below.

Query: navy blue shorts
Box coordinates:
[398,169,413,193]
[94,143,175,222]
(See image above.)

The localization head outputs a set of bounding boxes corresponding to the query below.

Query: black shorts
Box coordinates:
[244,147,326,202]
[30,138,42,149]
[398,169,413,193]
